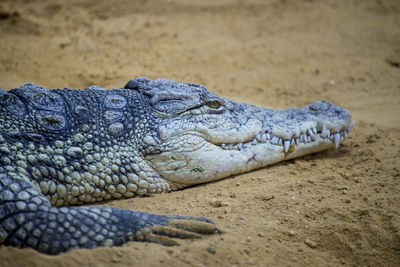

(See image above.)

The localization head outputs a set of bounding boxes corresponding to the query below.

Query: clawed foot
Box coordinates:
[135,215,223,246]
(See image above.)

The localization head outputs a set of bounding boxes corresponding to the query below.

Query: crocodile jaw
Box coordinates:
[145,101,354,186]
[147,135,339,185]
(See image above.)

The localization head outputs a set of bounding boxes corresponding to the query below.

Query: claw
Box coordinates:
[143,233,180,246]
[151,225,202,239]
[168,219,223,234]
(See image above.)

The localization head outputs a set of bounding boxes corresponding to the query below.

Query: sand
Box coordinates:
[0,0,399,266]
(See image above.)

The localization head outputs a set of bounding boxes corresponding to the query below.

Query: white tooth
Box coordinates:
[333,133,340,148]
[232,144,238,150]
[237,142,243,150]
[302,133,307,142]
[284,140,290,153]
[261,133,267,143]
[266,133,271,140]
[251,139,257,145]
[307,136,311,143]
[299,135,304,143]
[221,143,226,149]
[312,127,317,135]
[343,131,348,139]
[271,136,279,144]
[295,138,300,145]
[326,129,330,138]
[347,121,355,132]
[321,125,327,138]
[290,138,295,145]
[308,129,314,136]
[278,138,282,145]
[256,133,261,141]
[228,143,233,150]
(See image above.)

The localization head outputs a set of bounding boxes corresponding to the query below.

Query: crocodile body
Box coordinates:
[0,77,354,254]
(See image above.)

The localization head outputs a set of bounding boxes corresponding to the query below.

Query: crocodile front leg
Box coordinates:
[0,174,220,254]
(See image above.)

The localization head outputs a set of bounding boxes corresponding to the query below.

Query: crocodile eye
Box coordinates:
[205,100,223,109]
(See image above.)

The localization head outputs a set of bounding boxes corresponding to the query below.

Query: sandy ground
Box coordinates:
[0,0,399,266]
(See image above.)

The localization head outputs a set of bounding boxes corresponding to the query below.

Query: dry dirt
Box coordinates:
[0,0,399,266]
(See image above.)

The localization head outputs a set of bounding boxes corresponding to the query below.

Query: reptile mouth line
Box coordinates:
[219,121,355,153]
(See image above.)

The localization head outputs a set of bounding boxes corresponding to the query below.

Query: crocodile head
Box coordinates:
[127,78,354,187]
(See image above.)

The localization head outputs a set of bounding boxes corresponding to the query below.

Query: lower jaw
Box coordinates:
[218,136,336,176]
[151,136,337,186]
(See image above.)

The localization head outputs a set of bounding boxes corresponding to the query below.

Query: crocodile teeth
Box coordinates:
[302,134,307,142]
[271,136,279,144]
[333,133,340,148]
[261,133,267,143]
[320,125,328,138]
[220,123,351,151]
[347,121,355,132]
[312,127,317,135]
[237,142,243,150]
[284,140,290,153]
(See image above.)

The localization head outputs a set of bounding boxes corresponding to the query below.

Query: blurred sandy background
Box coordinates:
[0,0,399,266]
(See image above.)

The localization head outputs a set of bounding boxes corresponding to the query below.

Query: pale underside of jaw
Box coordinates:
[147,121,355,186]
[219,121,355,153]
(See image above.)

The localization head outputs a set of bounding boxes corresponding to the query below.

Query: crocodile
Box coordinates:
[0,77,354,254]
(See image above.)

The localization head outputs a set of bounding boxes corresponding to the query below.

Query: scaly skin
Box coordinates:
[0,77,354,254]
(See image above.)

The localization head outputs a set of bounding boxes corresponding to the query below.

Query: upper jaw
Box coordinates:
[218,120,355,153]
[154,100,353,153]
[207,100,354,153]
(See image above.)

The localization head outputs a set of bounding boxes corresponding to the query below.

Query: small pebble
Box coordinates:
[240,216,246,220]
[247,258,255,265]
[246,236,252,242]
[236,182,241,186]
[210,198,222,207]
[305,239,317,248]
[258,232,265,237]
[288,230,296,236]
[210,197,229,207]
[260,195,274,201]
[206,247,216,254]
